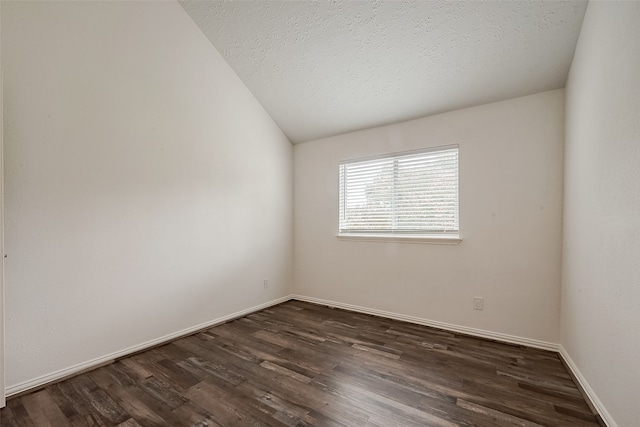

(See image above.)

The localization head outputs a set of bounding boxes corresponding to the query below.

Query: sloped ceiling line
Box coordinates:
[181,0,587,144]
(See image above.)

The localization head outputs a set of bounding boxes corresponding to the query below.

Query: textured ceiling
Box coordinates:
[180,1,587,143]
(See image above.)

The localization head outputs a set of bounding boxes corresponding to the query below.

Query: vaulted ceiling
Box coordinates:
[180,1,587,144]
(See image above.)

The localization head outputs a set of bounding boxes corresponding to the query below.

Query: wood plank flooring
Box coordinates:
[1,301,601,426]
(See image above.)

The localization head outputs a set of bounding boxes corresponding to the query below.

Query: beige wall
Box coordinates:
[4,3,637,425]
[2,1,292,390]
[562,2,640,426]
[294,90,564,345]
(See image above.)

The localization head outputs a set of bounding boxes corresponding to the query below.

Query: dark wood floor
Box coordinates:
[1,300,600,427]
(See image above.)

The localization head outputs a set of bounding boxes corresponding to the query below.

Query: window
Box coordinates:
[339,146,459,240]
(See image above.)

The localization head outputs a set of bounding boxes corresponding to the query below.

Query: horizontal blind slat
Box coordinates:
[339,147,459,234]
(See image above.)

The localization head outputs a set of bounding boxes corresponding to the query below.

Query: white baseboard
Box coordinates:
[290,294,559,352]
[5,293,614,427]
[290,295,617,425]
[5,295,292,398]
[558,346,617,427]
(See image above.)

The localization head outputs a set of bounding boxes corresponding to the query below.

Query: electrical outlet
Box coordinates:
[473,297,484,310]
[263,279,269,289]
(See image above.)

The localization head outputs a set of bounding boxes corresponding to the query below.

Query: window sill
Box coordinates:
[336,234,461,245]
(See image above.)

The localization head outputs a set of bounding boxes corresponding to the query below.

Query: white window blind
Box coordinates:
[339,146,459,236]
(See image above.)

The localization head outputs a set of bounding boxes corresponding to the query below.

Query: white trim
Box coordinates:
[289,295,617,423]
[4,292,614,427]
[5,295,291,397]
[558,346,617,427]
[336,234,461,244]
[290,294,559,352]
[0,5,5,405]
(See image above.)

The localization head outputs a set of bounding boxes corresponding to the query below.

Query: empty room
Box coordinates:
[0,0,638,426]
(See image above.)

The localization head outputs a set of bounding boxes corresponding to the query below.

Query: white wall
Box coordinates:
[294,90,564,344]
[2,1,292,390]
[562,2,640,426]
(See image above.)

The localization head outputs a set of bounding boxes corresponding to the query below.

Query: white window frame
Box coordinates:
[337,145,461,244]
